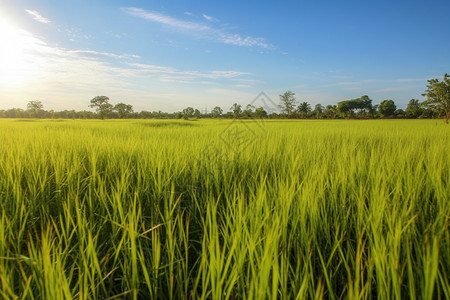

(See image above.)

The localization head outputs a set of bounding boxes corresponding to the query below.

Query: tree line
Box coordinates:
[1,73,449,122]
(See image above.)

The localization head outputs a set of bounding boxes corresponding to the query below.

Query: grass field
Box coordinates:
[0,118,448,299]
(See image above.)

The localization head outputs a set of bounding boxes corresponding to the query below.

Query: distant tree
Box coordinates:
[337,95,373,118]
[394,109,405,118]
[279,91,297,117]
[378,100,397,118]
[211,106,223,118]
[27,100,44,118]
[337,100,355,118]
[194,108,202,119]
[65,110,77,119]
[324,105,338,119]
[356,95,373,118]
[156,110,169,119]
[297,101,312,118]
[89,96,113,119]
[139,110,152,119]
[358,95,373,110]
[313,104,324,119]
[422,73,450,123]
[223,111,234,119]
[419,101,440,119]
[405,99,422,118]
[78,110,96,119]
[230,103,242,118]
[242,104,255,118]
[268,112,279,119]
[254,107,268,118]
[113,102,133,118]
[369,104,379,119]
[182,107,194,119]
[3,108,26,118]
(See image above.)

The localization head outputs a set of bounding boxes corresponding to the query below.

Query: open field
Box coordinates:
[0,118,449,299]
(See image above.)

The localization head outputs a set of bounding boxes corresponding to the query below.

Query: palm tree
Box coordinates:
[230,103,242,118]
[297,102,311,118]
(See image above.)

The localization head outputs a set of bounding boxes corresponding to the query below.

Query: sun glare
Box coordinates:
[0,12,41,86]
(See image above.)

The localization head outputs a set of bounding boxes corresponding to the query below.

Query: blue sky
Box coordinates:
[1,0,449,112]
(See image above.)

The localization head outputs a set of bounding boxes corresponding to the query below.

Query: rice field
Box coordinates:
[0,118,448,299]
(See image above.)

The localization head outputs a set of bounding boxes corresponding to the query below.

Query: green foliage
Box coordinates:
[182,107,194,119]
[423,73,450,123]
[211,106,223,118]
[0,119,449,299]
[194,109,202,119]
[405,99,422,118]
[254,107,268,118]
[89,96,113,120]
[378,99,397,117]
[325,104,338,119]
[297,101,312,118]
[26,100,44,118]
[279,91,297,117]
[313,104,324,118]
[338,95,373,118]
[230,103,242,118]
[242,104,255,118]
[114,102,134,119]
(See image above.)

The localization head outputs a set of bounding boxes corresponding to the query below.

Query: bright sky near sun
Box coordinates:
[1,0,449,112]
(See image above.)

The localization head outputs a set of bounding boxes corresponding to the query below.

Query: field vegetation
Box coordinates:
[0,118,448,299]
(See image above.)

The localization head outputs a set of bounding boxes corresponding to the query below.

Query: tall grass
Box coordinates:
[0,119,448,299]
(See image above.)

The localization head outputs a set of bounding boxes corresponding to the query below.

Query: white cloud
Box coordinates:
[3,27,245,86]
[126,62,248,82]
[122,7,209,31]
[0,24,252,110]
[68,50,140,60]
[218,33,271,48]
[122,7,274,49]
[202,13,218,22]
[25,9,51,24]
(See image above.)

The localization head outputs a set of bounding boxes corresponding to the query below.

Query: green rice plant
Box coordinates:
[0,118,448,299]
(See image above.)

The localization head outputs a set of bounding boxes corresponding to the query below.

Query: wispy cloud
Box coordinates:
[202,13,218,22]
[126,62,248,82]
[25,9,51,24]
[121,7,274,49]
[68,50,140,60]
[0,24,251,110]
[122,7,209,31]
[218,33,270,48]
[1,16,256,112]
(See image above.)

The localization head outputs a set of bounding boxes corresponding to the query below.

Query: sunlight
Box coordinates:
[0,12,42,86]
